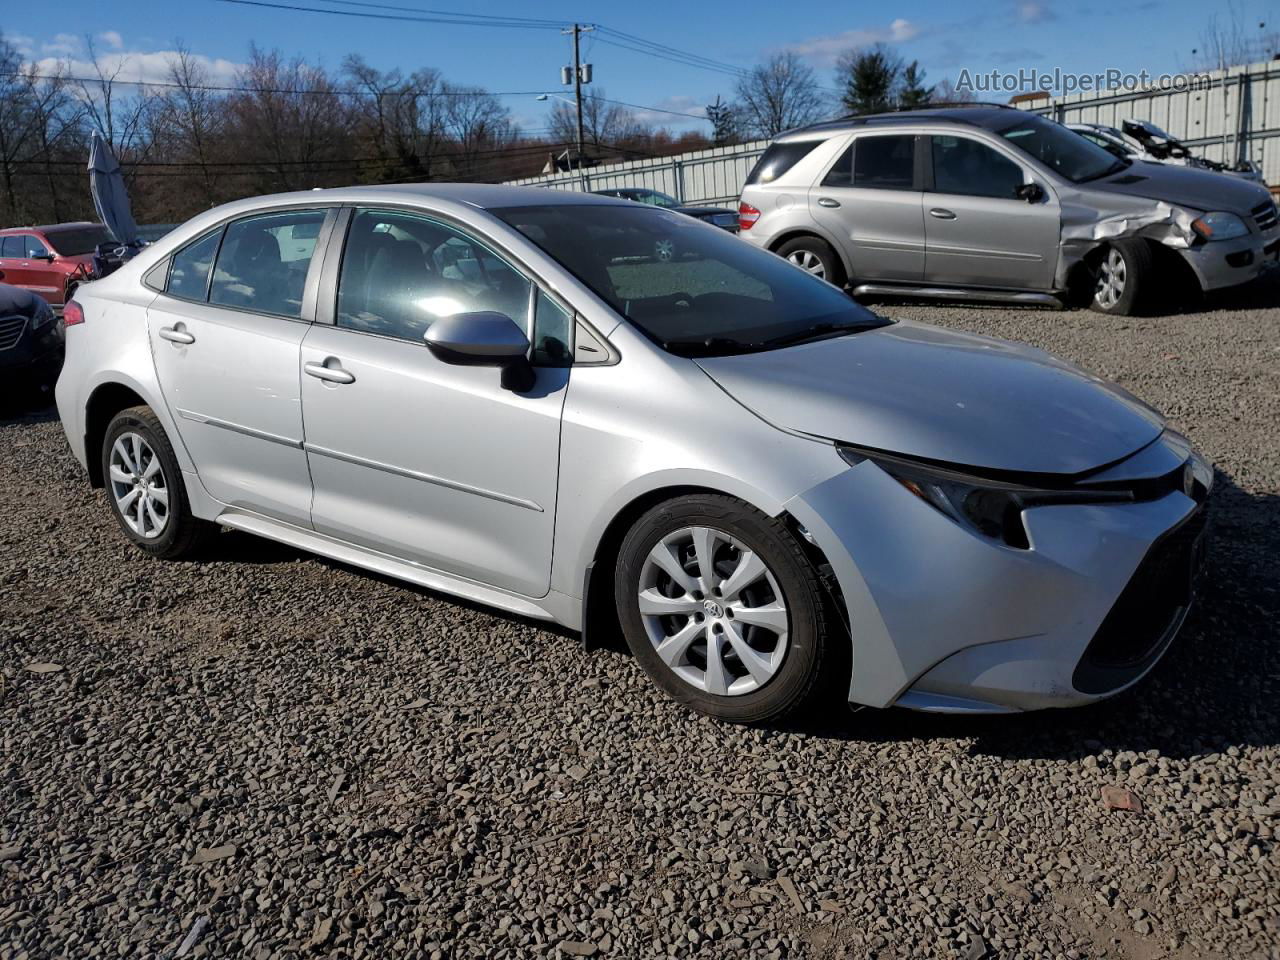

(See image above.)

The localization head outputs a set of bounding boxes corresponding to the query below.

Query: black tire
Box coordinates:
[101,405,214,559]
[614,494,833,724]
[775,236,846,287]
[1089,238,1153,315]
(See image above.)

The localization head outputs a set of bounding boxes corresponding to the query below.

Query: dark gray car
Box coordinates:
[739,107,1279,314]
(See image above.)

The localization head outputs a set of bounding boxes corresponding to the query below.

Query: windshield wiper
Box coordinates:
[662,336,763,357]
[761,321,878,349]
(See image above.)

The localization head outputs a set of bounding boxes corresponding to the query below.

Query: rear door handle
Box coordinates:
[817,197,841,208]
[304,359,356,385]
[158,325,195,345]
[929,208,957,220]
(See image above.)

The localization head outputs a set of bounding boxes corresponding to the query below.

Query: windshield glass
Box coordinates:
[45,226,112,256]
[634,190,679,208]
[492,204,886,355]
[995,114,1125,183]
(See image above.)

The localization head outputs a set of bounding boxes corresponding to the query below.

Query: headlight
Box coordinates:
[1191,212,1250,242]
[839,448,1131,549]
[30,301,57,331]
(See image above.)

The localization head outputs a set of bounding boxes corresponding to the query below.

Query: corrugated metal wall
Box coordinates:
[507,58,1279,200]
[1028,59,1280,187]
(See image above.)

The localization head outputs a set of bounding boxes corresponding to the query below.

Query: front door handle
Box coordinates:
[929,208,957,220]
[158,325,195,345]
[304,359,356,385]
[817,197,841,208]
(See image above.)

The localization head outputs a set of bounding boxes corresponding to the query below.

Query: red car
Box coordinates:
[0,222,111,307]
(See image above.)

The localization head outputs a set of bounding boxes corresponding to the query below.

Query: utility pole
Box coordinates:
[562,23,594,168]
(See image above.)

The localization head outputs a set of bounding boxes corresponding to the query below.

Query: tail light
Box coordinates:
[63,300,85,327]
[738,202,761,231]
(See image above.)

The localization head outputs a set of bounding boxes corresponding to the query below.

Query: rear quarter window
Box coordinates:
[745,141,824,186]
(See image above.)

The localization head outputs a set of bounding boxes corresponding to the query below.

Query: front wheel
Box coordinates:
[614,494,833,724]
[102,406,213,559]
[1090,239,1153,315]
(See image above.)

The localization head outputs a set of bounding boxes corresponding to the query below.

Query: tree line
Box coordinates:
[1,33,953,229]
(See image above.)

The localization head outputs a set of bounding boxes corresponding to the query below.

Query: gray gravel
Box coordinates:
[3,275,1279,959]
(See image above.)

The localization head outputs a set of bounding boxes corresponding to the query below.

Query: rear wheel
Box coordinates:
[776,236,845,287]
[102,406,213,559]
[1090,239,1153,315]
[614,494,832,724]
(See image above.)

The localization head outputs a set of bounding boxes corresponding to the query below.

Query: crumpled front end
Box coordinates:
[784,432,1212,713]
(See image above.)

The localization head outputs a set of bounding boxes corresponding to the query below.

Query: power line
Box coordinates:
[214,0,566,29]
[594,28,748,79]
[310,0,564,27]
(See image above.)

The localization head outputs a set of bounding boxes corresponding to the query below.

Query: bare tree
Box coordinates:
[151,44,225,208]
[733,53,827,138]
[443,84,518,178]
[549,89,650,152]
[1192,1,1278,69]
[343,55,446,183]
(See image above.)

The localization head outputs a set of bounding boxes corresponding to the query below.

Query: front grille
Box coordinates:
[1072,506,1209,694]
[0,314,27,351]
[1252,200,1278,232]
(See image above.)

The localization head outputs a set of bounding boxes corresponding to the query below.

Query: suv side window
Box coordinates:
[745,140,823,185]
[0,236,24,258]
[931,136,1025,199]
[167,229,223,301]
[336,208,531,344]
[852,135,916,190]
[25,236,50,258]
[209,209,326,318]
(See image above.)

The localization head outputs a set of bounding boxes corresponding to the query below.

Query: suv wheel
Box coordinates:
[776,236,845,286]
[102,406,213,559]
[614,494,832,724]
[1090,239,1152,315]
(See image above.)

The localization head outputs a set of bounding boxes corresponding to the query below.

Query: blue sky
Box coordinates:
[3,0,1270,134]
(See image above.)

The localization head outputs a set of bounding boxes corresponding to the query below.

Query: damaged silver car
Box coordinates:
[738,106,1279,315]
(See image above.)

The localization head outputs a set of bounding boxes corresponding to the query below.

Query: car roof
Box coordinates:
[318,183,629,210]
[774,106,1030,142]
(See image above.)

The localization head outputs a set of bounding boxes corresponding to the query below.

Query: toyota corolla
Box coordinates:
[55,185,1211,723]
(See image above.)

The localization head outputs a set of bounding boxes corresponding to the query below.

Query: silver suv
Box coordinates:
[738,107,1279,315]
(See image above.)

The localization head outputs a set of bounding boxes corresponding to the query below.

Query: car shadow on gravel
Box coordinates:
[0,401,58,425]
[779,472,1280,762]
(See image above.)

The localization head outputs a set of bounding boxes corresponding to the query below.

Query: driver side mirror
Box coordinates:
[424,311,536,392]
[1015,183,1045,203]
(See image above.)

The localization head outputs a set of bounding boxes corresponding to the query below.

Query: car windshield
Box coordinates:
[45,226,113,256]
[492,204,887,355]
[995,114,1126,183]
[634,190,679,207]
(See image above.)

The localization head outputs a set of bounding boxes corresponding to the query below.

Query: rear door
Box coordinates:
[922,134,1060,290]
[808,133,925,282]
[147,207,335,526]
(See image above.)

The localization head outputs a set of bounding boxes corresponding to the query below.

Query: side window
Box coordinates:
[336,208,531,344]
[0,236,23,258]
[852,135,916,190]
[931,136,1025,199]
[532,291,572,366]
[167,229,222,301]
[25,236,49,258]
[821,145,854,187]
[745,140,823,185]
[209,209,326,318]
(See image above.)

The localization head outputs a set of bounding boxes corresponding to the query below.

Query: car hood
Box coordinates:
[695,321,1165,475]
[1087,160,1272,215]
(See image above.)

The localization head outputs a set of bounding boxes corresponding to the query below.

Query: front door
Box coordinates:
[147,208,332,526]
[808,133,925,282]
[0,234,60,301]
[300,207,569,597]
[922,134,1061,290]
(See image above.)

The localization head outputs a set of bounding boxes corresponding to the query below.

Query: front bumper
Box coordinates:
[785,443,1211,713]
[0,337,64,400]
[1178,226,1280,292]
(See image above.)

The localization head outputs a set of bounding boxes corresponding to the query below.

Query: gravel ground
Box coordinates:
[2,276,1278,960]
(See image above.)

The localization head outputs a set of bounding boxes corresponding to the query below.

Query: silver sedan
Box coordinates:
[55,184,1211,723]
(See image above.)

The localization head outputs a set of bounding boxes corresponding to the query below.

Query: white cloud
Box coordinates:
[1014,1,1056,23]
[783,19,921,65]
[6,33,36,56]
[631,94,706,127]
[98,31,124,51]
[34,50,243,88]
[42,33,81,57]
